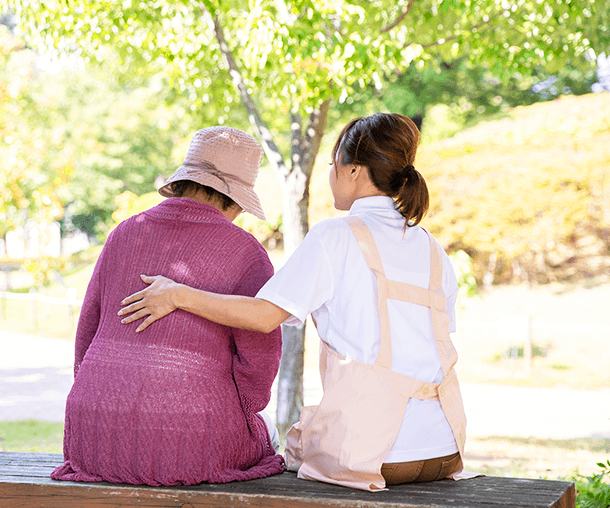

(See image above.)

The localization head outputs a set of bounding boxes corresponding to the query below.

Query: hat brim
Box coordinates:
[159,168,266,221]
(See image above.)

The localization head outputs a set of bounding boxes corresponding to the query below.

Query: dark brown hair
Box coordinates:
[169,180,236,211]
[331,113,429,227]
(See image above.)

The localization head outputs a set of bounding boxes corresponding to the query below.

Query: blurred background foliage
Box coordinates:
[1,2,609,289]
[1,4,609,489]
[421,93,610,285]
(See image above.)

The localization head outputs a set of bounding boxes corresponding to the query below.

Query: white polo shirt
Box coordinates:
[257,196,459,462]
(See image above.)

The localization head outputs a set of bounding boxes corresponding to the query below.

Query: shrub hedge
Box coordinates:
[418,93,610,285]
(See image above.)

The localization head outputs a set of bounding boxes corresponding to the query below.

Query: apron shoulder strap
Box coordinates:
[342,217,454,374]
[426,231,443,291]
[342,216,392,370]
[342,216,386,277]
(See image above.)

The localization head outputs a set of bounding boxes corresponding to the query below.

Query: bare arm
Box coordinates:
[118,274,290,333]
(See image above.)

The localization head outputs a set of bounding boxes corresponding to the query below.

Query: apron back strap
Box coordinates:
[343,216,392,369]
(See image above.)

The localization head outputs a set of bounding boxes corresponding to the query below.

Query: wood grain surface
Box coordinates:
[0,451,575,508]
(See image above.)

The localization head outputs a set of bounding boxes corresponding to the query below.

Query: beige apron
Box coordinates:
[285,216,468,491]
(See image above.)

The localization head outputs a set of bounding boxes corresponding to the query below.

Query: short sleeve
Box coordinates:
[256,229,334,326]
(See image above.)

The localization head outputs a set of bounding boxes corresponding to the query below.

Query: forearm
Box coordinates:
[174,284,287,333]
[120,274,291,333]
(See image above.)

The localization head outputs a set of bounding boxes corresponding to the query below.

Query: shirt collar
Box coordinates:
[348,196,398,216]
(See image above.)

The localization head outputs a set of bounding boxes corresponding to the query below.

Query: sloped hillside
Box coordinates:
[106,93,610,286]
[417,93,610,284]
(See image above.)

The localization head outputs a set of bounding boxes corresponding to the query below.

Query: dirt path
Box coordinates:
[0,331,73,421]
[2,308,609,479]
[2,329,608,440]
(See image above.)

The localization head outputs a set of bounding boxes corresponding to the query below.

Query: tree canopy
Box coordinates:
[0,20,211,239]
[11,0,609,242]
[0,22,69,236]
[9,0,610,432]
[11,0,609,240]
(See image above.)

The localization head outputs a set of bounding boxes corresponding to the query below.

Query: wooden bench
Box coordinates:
[0,451,575,507]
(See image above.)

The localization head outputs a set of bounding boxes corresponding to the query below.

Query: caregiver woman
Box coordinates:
[119,113,471,491]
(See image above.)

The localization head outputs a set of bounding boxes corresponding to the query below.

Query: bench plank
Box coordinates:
[0,452,575,508]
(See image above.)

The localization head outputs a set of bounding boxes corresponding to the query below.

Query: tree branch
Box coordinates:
[302,99,331,177]
[420,11,506,49]
[290,109,303,172]
[207,9,289,178]
[380,0,416,33]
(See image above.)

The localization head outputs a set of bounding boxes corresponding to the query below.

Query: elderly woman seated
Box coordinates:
[51,127,284,486]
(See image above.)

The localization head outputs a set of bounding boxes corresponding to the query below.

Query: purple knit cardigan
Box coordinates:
[51,198,285,486]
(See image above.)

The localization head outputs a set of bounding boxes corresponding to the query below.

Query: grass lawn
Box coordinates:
[0,297,80,339]
[0,246,100,339]
[465,436,610,480]
[1,420,608,508]
[0,420,63,453]
[1,419,606,481]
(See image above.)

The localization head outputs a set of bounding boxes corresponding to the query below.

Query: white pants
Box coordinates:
[258,410,281,454]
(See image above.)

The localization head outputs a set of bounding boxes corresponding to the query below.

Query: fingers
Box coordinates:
[120,308,151,324]
[120,275,157,305]
[118,300,146,317]
[118,274,173,332]
[136,315,158,333]
[121,291,145,306]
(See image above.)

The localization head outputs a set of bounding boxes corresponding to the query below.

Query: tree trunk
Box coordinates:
[273,161,310,435]
[277,322,305,434]
[275,102,329,435]
[210,8,330,436]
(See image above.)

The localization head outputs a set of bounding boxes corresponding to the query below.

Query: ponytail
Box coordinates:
[393,165,429,228]
[333,113,429,229]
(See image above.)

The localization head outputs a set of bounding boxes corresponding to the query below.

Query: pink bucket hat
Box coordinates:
[159,126,266,220]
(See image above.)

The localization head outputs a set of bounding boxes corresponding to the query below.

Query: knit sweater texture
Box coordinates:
[51,198,285,486]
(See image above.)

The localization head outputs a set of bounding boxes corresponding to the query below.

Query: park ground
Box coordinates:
[454,279,610,480]
[1,278,609,482]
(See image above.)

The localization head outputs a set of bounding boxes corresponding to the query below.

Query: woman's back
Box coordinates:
[52,198,284,485]
[258,195,459,462]
[79,198,263,362]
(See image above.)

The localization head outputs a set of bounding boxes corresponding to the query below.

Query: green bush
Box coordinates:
[572,460,610,508]
[418,93,610,285]
[449,250,479,298]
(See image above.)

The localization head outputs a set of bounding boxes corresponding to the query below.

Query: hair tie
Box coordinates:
[401,164,415,179]
[389,164,415,192]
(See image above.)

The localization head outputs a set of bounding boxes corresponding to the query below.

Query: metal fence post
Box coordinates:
[66,287,78,330]
[29,287,37,329]
[497,314,532,375]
